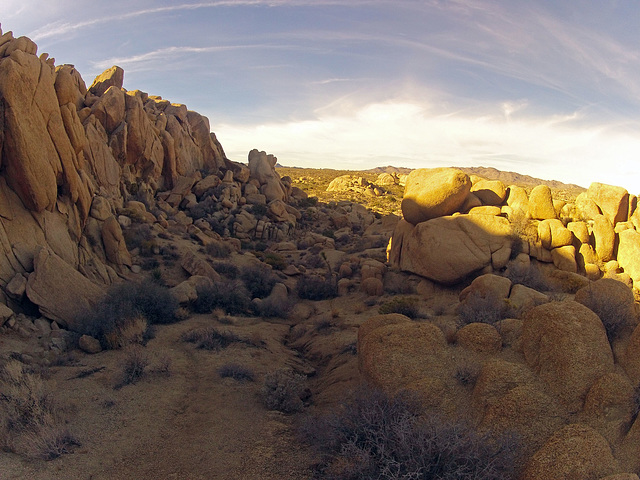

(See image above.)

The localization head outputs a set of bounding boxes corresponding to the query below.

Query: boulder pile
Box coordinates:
[389,167,640,290]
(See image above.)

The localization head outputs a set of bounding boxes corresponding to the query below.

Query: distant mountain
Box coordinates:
[457,166,586,192]
[365,165,585,193]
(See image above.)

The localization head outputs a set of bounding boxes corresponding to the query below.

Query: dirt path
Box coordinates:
[2,315,315,479]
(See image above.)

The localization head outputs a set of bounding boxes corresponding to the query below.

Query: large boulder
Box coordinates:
[618,229,640,283]
[528,185,556,220]
[389,214,512,284]
[522,424,618,480]
[358,320,447,392]
[470,179,506,206]
[520,301,614,412]
[248,149,288,202]
[88,65,124,97]
[401,168,471,225]
[25,248,104,331]
[588,182,629,225]
[593,214,616,262]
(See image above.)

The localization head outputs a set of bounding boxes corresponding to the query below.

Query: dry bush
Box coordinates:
[458,291,507,325]
[114,348,149,389]
[103,315,148,350]
[296,274,337,300]
[205,241,231,258]
[240,264,278,299]
[192,281,251,315]
[299,385,519,480]
[218,364,255,382]
[182,326,244,351]
[0,361,78,459]
[378,297,421,319]
[83,281,179,349]
[261,369,308,414]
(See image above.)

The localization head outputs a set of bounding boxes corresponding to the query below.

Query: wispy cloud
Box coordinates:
[216,99,640,192]
[28,0,388,40]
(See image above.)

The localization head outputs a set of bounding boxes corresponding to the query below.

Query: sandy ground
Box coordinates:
[1,306,362,480]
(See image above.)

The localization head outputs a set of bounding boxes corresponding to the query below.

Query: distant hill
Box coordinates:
[457,166,586,192]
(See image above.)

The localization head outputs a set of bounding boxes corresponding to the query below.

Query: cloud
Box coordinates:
[215,99,640,192]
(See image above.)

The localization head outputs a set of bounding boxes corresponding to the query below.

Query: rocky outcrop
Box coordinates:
[401,168,471,225]
[389,214,512,284]
[521,301,614,412]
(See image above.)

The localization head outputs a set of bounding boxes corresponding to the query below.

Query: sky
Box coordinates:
[2,0,640,192]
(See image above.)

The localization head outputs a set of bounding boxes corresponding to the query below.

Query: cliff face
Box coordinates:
[0,29,225,309]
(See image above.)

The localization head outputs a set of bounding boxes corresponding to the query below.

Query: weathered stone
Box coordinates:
[459,273,511,302]
[508,284,549,312]
[506,185,529,217]
[25,248,104,331]
[593,214,615,262]
[588,182,629,225]
[455,322,502,354]
[6,273,27,299]
[88,65,124,97]
[470,179,506,206]
[79,334,102,354]
[401,168,471,225]
[0,303,14,326]
[521,301,614,411]
[522,424,617,480]
[618,229,640,283]
[551,245,577,273]
[181,250,221,282]
[538,218,573,250]
[528,185,556,220]
[390,214,511,285]
[101,216,132,267]
[361,277,383,296]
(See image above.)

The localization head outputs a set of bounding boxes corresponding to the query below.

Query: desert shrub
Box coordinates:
[305,253,326,269]
[503,262,551,292]
[123,223,153,250]
[580,286,637,342]
[261,252,288,271]
[0,361,79,459]
[299,385,518,479]
[182,326,243,351]
[378,297,420,319]
[192,281,251,315]
[218,364,255,382]
[261,369,308,413]
[115,347,149,389]
[240,264,277,299]
[297,274,337,300]
[458,291,506,325]
[249,203,268,217]
[213,261,239,279]
[83,281,179,349]
[205,241,231,258]
[455,362,481,388]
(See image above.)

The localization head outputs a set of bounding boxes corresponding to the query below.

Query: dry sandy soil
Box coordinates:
[1,288,369,479]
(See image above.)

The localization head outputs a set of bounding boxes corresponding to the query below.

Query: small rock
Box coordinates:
[79,334,103,354]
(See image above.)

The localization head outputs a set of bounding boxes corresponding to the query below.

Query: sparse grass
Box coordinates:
[0,361,79,459]
[218,364,255,382]
[297,274,337,300]
[299,385,519,480]
[182,326,244,351]
[261,369,308,414]
[378,296,420,319]
[114,347,149,389]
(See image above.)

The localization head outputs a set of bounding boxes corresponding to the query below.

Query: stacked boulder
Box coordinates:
[0,29,304,331]
[388,167,640,293]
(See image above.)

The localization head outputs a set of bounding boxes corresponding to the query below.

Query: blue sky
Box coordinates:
[3,0,640,192]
